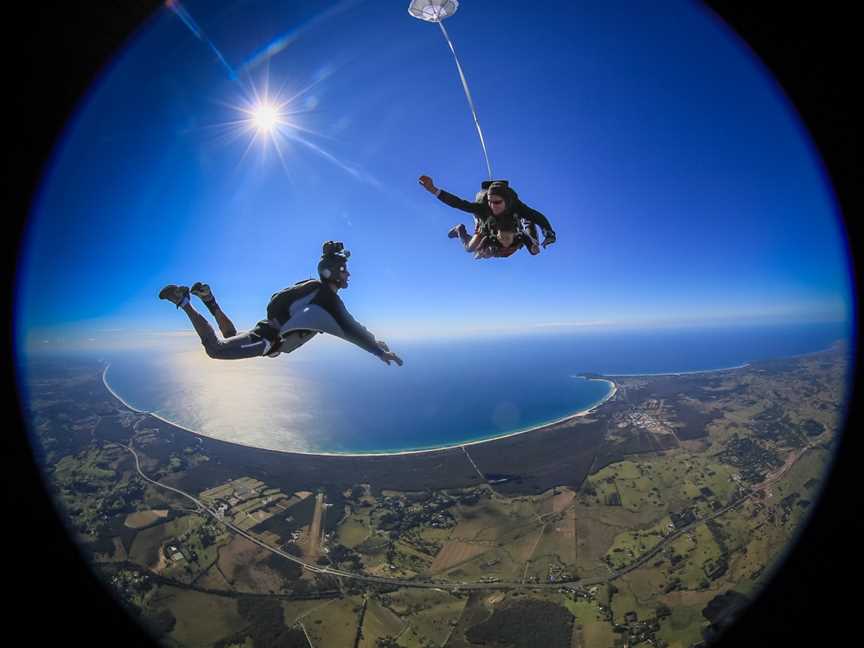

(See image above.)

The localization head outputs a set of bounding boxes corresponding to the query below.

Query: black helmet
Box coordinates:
[318,240,350,285]
[481,179,516,209]
[480,179,509,190]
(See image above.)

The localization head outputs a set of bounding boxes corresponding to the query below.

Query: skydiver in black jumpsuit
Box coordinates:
[158,241,403,365]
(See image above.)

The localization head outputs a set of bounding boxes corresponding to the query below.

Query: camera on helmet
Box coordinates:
[322,240,350,258]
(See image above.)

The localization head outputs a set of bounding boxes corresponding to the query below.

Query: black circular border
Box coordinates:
[5,3,860,646]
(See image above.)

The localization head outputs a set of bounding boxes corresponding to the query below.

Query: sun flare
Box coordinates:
[252,103,280,133]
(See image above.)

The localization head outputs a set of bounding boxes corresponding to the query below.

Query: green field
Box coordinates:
[580,621,616,648]
[610,581,656,623]
[53,448,117,483]
[386,589,467,647]
[281,598,338,626]
[440,545,522,581]
[157,586,244,647]
[451,497,539,542]
[358,598,405,647]
[620,566,667,607]
[664,524,724,590]
[523,553,569,582]
[302,596,363,647]
[533,517,578,568]
[656,601,709,648]
[391,539,433,576]
[562,597,605,625]
[605,515,671,570]
[418,526,453,544]
[337,512,373,548]
[128,514,204,568]
[355,536,389,573]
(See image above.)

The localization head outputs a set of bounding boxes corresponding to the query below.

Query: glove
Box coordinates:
[542,231,556,248]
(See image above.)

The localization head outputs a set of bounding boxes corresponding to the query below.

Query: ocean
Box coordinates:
[87,321,852,454]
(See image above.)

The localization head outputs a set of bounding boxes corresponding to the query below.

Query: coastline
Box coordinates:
[102,363,149,414]
[601,337,847,378]
[603,362,750,378]
[102,363,617,458]
[100,335,845,458]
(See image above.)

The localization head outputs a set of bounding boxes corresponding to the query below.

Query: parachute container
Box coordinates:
[408,0,459,23]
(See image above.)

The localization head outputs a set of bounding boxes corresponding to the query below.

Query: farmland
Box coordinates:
[21,342,849,646]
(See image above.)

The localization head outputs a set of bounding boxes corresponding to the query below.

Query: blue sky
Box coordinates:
[16,0,854,350]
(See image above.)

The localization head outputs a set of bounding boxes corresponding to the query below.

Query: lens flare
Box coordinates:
[252,103,280,133]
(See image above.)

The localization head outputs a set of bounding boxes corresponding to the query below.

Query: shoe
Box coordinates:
[190,282,214,302]
[158,284,190,308]
[448,223,467,240]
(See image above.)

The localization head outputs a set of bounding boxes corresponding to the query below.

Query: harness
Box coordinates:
[473,209,539,257]
[473,181,539,254]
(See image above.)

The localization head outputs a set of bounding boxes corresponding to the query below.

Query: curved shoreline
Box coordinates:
[102,363,617,458]
[601,338,847,378]
[603,362,750,378]
[101,336,845,458]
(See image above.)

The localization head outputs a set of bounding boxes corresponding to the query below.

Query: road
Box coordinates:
[114,432,814,594]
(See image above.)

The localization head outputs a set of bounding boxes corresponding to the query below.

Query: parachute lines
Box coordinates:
[437,20,493,180]
[409,0,493,180]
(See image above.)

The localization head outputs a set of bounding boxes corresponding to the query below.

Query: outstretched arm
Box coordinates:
[419,175,484,215]
[377,341,404,366]
[326,294,403,366]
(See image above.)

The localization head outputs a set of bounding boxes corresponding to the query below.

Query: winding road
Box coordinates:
[114,430,813,594]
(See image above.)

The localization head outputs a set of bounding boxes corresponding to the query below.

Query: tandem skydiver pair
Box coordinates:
[419,175,556,259]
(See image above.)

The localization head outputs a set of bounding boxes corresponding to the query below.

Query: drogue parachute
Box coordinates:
[408,0,493,180]
[407,0,459,22]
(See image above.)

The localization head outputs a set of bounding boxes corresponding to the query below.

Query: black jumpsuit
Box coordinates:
[195,279,385,360]
[436,189,555,244]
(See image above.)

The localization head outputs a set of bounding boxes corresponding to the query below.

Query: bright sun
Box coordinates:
[252,104,279,132]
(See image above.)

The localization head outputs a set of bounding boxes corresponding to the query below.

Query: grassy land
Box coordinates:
[620,567,667,610]
[155,586,244,647]
[338,512,373,548]
[359,598,404,648]
[450,497,539,543]
[610,582,655,624]
[563,597,606,625]
[533,508,577,565]
[301,595,363,647]
[605,515,672,570]
[128,514,204,569]
[656,599,710,648]
[280,598,337,628]
[124,510,169,529]
[388,589,468,647]
[580,621,616,648]
[355,535,389,574]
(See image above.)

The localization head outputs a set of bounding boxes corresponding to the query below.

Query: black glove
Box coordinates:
[542,231,556,248]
